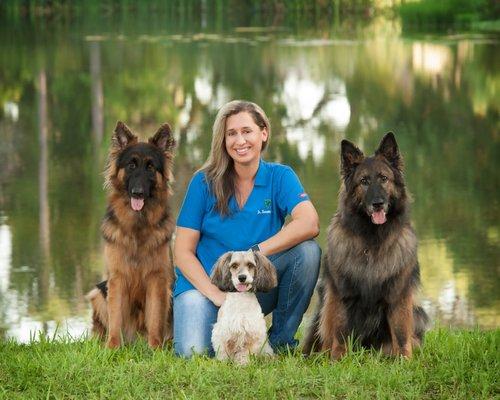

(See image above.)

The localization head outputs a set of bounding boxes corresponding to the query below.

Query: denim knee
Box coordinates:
[292,239,321,283]
[173,290,217,358]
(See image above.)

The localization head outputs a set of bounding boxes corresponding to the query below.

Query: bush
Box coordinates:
[399,0,498,29]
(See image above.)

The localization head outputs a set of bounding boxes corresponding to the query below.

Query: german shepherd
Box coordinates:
[303,133,428,359]
[86,121,175,349]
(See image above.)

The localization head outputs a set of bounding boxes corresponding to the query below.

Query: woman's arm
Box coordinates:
[173,226,226,306]
[258,200,319,257]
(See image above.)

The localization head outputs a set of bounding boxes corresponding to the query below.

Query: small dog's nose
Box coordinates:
[238,275,246,283]
[372,201,384,210]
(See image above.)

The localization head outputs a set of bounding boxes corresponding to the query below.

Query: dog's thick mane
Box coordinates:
[101,122,175,252]
[337,157,411,248]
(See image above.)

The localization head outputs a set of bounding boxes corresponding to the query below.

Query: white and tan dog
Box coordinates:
[210,250,277,365]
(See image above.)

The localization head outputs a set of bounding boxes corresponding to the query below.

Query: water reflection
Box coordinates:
[0,15,498,341]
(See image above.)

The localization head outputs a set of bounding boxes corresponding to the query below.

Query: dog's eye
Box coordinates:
[360,177,369,186]
[230,264,238,270]
[128,161,136,170]
[380,175,388,182]
[147,163,155,172]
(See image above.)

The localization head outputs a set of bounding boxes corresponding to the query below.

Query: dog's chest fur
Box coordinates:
[216,293,266,334]
[327,214,417,284]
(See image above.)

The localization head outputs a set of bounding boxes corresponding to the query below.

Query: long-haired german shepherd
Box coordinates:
[303,133,428,359]
[86,121,175,349]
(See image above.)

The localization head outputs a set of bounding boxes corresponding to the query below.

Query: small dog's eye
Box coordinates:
[360,177,369,186]
[380,175,388,182]
[230,264,238,270]
[128,162,136,170]
[147,163,155,171]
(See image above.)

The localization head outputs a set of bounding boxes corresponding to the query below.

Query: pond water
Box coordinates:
[0,13,498,341]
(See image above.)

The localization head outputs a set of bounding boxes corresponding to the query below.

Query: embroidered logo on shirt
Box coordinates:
[257,199,272,215]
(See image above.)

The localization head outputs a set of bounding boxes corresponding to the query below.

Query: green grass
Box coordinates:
[0,329,498,399]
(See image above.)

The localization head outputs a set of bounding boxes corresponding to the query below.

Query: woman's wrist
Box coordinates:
[207,285,225,306]
[250,243,261,252]
[253,242,270,256]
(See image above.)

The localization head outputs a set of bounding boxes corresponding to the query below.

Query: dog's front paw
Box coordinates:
[393,343,413,358]
[148,336,163,349]
[331,344,346,360]
[234,354,250,365]
[107,336,121,349]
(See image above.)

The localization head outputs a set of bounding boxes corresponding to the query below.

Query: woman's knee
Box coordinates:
[294,240,322,267]
[291,240,321,283]
[173,290,216,358]
[174,334,212,358]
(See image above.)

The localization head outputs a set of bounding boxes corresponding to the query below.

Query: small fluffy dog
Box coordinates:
[211,250,277,365]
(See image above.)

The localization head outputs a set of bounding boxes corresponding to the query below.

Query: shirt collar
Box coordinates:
[254,158,269,186]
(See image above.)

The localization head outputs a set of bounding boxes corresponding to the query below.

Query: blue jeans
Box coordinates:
[173,239,321,357]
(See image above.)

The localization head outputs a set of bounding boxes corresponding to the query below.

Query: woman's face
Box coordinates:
[224,111,268,167]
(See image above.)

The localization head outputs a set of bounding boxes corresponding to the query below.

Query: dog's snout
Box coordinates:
[131,187,144,197]
[238,275,247,283]
[372,199,385,210]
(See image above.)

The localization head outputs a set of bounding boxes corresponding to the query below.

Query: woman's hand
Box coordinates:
[175,227,227,305]
[209,288,227,307]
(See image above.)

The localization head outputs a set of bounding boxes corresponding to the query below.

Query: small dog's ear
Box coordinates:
[375,132,403,171]
[210,252,233,292]
[112,121,137,149]
[253,252,277,292]
[149,123,175,153]
[341,139,364,178]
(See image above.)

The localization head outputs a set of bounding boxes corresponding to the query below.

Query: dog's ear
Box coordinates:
[341,139,364,177]
[375,132,403,171]
[210,252,234,292]
[149,123,175,153]
[252,252,277,292]
[112,121,137,149]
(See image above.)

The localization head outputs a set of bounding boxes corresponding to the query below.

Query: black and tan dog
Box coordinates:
[86,121,175,349]
[303,133,428,359]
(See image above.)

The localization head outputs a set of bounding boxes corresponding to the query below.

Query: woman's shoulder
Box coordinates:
[184,170,211,197]
[190,170,209,185]
[262,160,296,178]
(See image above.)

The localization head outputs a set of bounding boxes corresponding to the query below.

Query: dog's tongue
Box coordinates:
[236,284,248,292]
[371,210,387,224]
[131,198,144,211]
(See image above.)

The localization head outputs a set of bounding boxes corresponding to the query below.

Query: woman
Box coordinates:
[173,100,321,357]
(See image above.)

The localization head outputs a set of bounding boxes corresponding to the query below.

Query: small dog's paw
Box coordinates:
[234,357,249,366]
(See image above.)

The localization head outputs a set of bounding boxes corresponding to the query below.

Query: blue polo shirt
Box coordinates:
[174,159,309,296]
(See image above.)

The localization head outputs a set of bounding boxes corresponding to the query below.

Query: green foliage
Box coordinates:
[0,329,498,399]
[1,0,388,19]
[399,0,499,29]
